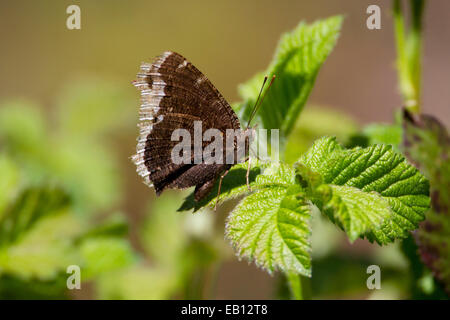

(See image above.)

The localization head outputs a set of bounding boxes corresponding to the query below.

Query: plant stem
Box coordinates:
[393,0,425,114]
[286,272,303,300]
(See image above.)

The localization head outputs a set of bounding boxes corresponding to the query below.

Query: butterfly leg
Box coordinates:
[246,157,252,191]
[214,169,230,211]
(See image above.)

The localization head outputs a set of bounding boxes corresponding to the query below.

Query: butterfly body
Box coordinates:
[132,51,250,202]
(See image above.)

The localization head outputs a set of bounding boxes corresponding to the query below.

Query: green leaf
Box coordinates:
[299,137,430,244]
[226,163,312,276]
[237,16,343,139]
[317,184,393,242]
[0,213,83,280]
[142,193,189,267]
[0,100,47,157]
[96,265,177,300]
[0,99,122,215]
[362,123,403,148]
[0,186,86,281]
[79,212,129,240]
[51,139,122,215]
[0,153,20,217]
[178,162,262,212]
[80,237,137,279]
[0,274,69,299]
[0,187,70,246]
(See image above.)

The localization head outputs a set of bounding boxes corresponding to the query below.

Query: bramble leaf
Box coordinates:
[316,184,393,242]
[237,16,343,140]
[226,163,312,276]
[299,137,430,244]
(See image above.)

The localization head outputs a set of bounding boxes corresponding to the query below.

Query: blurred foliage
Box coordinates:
[94,193,228,300]
[0,153,20,217]
[391,0,449,299]
[401,235,447,299]
[55,77,136,140]
[0,186,81,281]
[0,77,228,300]
[0,91,126,215]
[402,112,450,297]
[284,106,358,164]
[393,0,424,114]
[346,111,403,150]
[361,123,402,149]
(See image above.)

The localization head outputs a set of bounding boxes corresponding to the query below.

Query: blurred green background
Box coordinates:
[0,0,449,299]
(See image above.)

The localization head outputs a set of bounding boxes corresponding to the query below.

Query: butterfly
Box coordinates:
[131,51,274,209]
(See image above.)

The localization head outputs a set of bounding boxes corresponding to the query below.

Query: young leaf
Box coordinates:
[298,137,430,244]
[226,163,312,276]
[237,16,343,140]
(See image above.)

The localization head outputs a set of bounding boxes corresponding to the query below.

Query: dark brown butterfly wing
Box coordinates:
[132,51,240,200]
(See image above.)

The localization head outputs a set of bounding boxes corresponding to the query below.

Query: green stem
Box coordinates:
[286,272,303,300]
[393,0,425,114]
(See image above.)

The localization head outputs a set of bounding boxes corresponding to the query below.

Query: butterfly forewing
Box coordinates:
[132,51,241,199]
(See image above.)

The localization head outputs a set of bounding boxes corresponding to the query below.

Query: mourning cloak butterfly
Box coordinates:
[131,51,273,207]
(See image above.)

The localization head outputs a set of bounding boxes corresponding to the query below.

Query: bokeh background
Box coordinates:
[0,0,449,299]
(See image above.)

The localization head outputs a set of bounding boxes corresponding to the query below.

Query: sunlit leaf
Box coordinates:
[299,136,430,244]
[226,163,312,276]
[237,16,343,141]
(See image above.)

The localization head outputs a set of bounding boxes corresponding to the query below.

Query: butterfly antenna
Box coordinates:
[246,75,276,128]
[246,76,267,129]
